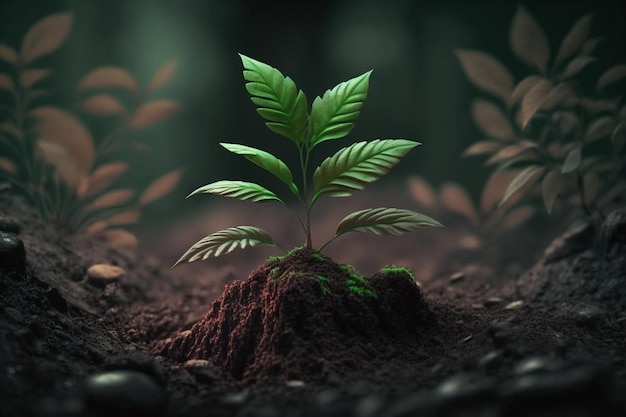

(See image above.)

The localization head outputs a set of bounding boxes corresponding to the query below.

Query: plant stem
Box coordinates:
[299,143,313,248]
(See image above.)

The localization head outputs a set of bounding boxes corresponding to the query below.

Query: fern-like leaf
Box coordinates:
[240,54,308,145]
[335,207,443,237]
[188,180,282,203]
[220,143,298,195]
[173,226,275,266]
[312,139,419,203]
[307,70,372,148]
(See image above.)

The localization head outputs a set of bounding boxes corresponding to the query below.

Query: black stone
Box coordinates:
[83,370,169,417]
[0,231,26,275]
[0,216,20,234]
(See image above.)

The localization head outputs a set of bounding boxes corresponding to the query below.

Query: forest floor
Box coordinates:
[1,183,625,417]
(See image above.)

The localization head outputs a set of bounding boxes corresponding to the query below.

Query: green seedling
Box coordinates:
[174,54,442,266]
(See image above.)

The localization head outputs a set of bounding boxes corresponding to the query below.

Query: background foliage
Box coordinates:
[0,0,624,229]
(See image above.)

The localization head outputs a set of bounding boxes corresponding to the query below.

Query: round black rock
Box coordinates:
[0,231,26,274]
[83,370,169,417]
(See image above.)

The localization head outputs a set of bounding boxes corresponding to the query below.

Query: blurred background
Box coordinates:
[1,0,625,241]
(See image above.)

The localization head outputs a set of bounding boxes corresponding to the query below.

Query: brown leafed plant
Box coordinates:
[456,4,626,217]
[0,12,182,242]
[408,174,535,250]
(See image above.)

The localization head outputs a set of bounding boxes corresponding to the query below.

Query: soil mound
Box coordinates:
[157,247,436,386]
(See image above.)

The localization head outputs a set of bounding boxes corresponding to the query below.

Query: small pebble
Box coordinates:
[0,231,26,274]
[183,359,220,383]
[504,300,524,310]
[0,216,20,233]
[576,304,607,325]
[87,264,125,288]
[435,372,495,402]
[484,297,502,307]
[355,395,385,417]
[477,350,503,370]
[489,316,520,347]
[221,391,249,405]
[449,272,465,283]
[514,356,563,375]
[83,370,168,416]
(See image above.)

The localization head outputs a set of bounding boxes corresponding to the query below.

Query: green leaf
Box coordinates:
[239,54,308,145]
[220,143,299,195]
[312,139,419,203]
[561,147,582,173]
[188,180,282,203]
[335,207,443,237]
[307,70,372,148]
[499,165,545,207]
[173,226,275,266]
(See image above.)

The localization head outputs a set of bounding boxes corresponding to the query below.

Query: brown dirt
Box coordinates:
[1,184,626,417]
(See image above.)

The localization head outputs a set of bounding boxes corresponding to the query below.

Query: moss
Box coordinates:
[269,266,281,283]
[310,251,326,262]
[315,275,330,295]
[346,273,377,298]
[339,263,357,274]
[264,246,304,265]
[380,265,416,283]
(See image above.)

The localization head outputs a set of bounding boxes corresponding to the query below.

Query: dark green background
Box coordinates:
[1,0,625,224]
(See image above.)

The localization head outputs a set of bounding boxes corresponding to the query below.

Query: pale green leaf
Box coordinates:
[542,170,562,214]
[597,64,626,91]
[307,70,371,148]
[0,44,18,64]
[0,72,15,92]
[407,176,437,209]
[555,13,592,66]
[510,5,550,73]
[511,75,545,103]
[335,207,443,237]
[561,147,582,173]
[521,79,552,127]
[188,180,282,203]
[20,12,73,64]
[471,99,515,140]
[486,140,538,165]
[561,56,595,79]
[240,54,308,145]
[580,37,603,55]
[455,49,513,104]
[173,226,275,266]
[440,183,479,226]
[499,165,545,207]
[584,116,615,142]
[220,143,298,194]
[312,139,419,203]
[463,140,503,157]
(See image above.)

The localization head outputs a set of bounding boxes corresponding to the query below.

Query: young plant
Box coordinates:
[0,12,182,241]
[456,5,626,217]
[174,54,442,266]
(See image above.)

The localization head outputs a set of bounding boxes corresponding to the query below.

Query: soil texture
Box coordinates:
[1,184,626,417]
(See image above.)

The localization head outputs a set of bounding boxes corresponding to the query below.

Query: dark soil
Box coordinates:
[1,184,626,417]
